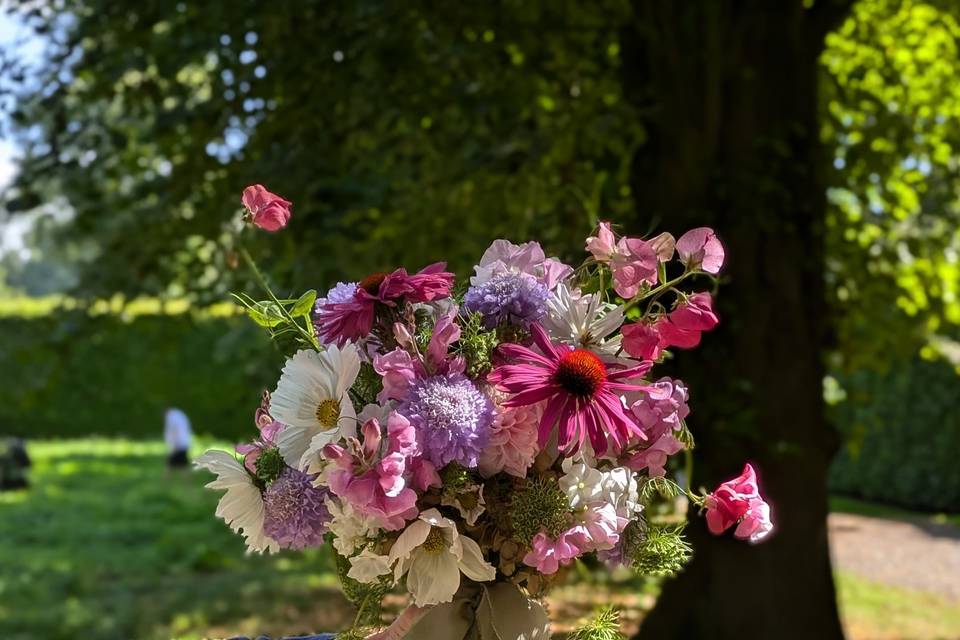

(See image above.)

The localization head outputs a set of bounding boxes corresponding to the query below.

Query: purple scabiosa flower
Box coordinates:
[262,467,331,550]
[464,271,549,330]
[398,373,494,468]
[313,281,359,340]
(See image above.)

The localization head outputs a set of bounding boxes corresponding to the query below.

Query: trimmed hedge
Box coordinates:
[0,312,282,441]
[829,356,960,512]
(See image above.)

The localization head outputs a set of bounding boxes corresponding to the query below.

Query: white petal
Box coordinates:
[347,548,394,584]
[330,343,362,397]
[270,350,328,428]
[276,424,321,467]
[389,519,431,564]
[195,450,277,553]
[407,550,461,606]
[458,535,496,583]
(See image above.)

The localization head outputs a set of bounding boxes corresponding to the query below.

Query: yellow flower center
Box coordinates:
[422,527,447,555]
[315,398,341,428]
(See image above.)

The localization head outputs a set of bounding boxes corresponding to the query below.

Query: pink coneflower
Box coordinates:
[315,263,455,346]
[488,324,651,455]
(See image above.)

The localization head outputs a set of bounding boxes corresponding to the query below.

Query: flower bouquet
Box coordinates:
[198,186,773,640]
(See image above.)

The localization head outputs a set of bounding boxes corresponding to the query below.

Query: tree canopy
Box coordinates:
[3,0,960,369]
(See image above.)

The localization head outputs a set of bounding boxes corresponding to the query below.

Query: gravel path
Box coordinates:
[829,512,960,600]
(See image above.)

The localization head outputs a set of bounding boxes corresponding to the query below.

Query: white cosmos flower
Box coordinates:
[543,284,623,355]
[270,345,361,467]
[195,450,278,553]
[389,508,496,606]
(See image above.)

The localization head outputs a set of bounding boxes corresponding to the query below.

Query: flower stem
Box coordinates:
[239,246,319,349]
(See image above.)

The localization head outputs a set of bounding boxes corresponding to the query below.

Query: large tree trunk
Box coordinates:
[623,3,851,639]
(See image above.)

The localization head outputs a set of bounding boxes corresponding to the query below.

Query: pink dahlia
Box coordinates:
[315,263,455,346]
[489,324,651,455]
[478,402,543,478]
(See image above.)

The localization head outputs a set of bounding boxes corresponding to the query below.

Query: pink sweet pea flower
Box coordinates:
[242,184,292,231]
[704,464,773,543]
[649,232,677,262]
[586,222,618,261]
[735,497,774,544]
[621,321,664,360]
[322,413,431,530]
[676,227,725,274]
[626,433,684,477]
[585,223,659,298]
[610,237,659,299]
[573,503,626,552]
[669,292,719,331]
[522,530,584,575]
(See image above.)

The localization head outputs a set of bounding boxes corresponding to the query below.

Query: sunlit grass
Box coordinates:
[0,438,348,640]
[836,572,960,640]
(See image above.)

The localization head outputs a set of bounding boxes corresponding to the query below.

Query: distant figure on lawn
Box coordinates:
[164,407,193,470]
[0,437,31,490]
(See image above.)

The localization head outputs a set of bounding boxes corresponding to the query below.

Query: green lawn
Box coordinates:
[0,439,351,640]
[1,439,957,640]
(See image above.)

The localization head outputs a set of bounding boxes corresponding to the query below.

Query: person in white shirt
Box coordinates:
[164,407,193,469]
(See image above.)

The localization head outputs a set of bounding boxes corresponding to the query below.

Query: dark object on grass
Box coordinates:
[0,437,30,490]
[167,448,190,468]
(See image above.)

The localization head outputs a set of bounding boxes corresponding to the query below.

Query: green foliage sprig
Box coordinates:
[567,606,626,640]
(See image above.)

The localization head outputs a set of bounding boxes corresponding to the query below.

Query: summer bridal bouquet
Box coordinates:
[198,185,774,640]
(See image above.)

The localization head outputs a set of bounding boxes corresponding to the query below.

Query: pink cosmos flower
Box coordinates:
[488,323,651,455]
[323,412,438,530]
[471,239,573,291]
[242,184,292,231]
[584,222,659,298]
[477,402,542,478]
[704,464,773,544]
[676,227,725,274]
[315,263,455,346]
[522,530,583,575]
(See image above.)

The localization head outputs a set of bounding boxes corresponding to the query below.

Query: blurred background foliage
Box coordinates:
[1,0,959,510]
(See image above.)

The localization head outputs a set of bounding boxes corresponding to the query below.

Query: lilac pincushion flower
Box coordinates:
[399,373,494,468]
[464,271,549,330]
[262,467,331,550]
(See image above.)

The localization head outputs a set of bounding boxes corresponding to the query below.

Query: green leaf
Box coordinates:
[290,289,317,318]
[247,302,285,328]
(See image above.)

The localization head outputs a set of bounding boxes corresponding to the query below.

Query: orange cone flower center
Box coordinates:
[358,272,389,295]
[554,349,607,398]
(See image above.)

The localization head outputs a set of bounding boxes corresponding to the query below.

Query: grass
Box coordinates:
[0,439,351,640]
[836,572,960,640]
[1,439,957,640]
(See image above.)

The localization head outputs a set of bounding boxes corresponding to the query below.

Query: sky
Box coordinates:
[0,10,49,257]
